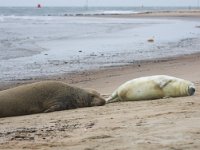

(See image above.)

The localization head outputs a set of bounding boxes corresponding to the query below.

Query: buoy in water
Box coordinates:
[37,4,41,8]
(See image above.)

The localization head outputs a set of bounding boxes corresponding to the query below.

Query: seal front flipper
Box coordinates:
[44,102,65,113]
[163,96,170,99]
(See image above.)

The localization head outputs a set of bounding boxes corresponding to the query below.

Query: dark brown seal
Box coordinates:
[0,81,105,118]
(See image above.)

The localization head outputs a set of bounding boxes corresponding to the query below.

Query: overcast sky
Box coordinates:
[0,0,199,7]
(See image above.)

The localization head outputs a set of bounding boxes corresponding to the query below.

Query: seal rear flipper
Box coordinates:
[106,89,121,103]
[106,97,120,103]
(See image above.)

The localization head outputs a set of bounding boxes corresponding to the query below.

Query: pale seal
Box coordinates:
[106,75,195,103]
[0,81,105,118]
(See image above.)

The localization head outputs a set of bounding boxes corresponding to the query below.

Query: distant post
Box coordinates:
[85,0,89,10]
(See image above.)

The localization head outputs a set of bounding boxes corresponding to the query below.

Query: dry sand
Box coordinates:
[100,9,200,19]
[0,11,200,150]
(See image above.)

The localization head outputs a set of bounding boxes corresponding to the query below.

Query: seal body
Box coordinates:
[0,81,105,118]
[107,75,195,103]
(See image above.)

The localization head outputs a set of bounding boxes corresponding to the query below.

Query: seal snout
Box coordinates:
[188,85,195,96]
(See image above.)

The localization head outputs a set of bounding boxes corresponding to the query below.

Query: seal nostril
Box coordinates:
[189,87,195,95]
[192,88,195,93]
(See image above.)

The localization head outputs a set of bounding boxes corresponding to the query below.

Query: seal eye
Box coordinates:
[188,86,195,96]
[91,95,95,99]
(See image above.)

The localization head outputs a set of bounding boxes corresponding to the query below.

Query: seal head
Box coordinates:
[87,89,105,106]
[90,94,105,106]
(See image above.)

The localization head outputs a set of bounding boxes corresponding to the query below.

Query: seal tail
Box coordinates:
[106,90,120,103]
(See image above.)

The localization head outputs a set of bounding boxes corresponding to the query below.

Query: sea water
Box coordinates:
[0,7,196,16]
[0,7,200,81]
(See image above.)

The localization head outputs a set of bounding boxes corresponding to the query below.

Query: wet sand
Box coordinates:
[0,11,200,149]
[1,10,200,81]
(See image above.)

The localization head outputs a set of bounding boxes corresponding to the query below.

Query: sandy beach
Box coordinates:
[0,10,200,149]
[104,9,200,18]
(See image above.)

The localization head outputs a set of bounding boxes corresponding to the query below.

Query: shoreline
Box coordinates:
[89,9,200,18]
[1,51,200,93]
